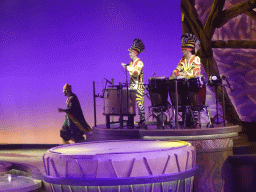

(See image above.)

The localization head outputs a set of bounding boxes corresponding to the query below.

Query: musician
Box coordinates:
[58,84,91,144]
[121,38,147,129]
[172,33,201,78]
[171,34,202,128]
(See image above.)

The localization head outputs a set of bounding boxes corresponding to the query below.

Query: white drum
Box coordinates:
[103,88,136,115]
[43,140,197,192]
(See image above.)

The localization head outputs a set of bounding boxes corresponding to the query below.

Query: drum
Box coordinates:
[187,76,206,106]
[168,76,190,106]
[103,88,136,115]
[43,140,197,192]
[147,76,168,108]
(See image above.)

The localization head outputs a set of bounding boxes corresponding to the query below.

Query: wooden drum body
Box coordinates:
[43,140,197,192]
[147,76,168,108]
[187,76,207,106]
[168,77,190,106]
[103,88,136,115]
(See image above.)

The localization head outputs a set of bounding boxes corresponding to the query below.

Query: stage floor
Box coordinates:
[0,123,245,177]
[0,149,48,174]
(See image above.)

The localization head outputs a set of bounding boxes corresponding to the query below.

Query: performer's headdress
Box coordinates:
[181,33,199,51]
[128,38,145,55]
[63,83,72,92]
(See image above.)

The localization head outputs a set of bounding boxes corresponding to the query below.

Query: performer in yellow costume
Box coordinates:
[172,33,201,78]
[122,39,146,129]
[171,34,202,128]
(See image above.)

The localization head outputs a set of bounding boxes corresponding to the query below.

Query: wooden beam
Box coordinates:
[204,0,225,38]
[245,9,256,21]
[212,40,256,49]
[218,0,256,28]
[181,0,203,38]
[181,0,212,56]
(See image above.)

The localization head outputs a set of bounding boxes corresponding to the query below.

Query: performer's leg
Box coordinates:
[136,88,147,128]
[62,138,70,145]
[60,129,71,145]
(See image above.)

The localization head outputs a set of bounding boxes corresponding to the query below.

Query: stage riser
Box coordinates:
[191,139,233,192]
[92,124,241,192]
[92,128,141,141]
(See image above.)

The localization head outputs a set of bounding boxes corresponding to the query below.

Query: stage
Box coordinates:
[92,123,242,141]
[0,124,247,192]
[0,124,242,174]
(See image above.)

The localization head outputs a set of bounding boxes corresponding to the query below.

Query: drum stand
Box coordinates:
[147,105,170,130]
[172,78,180,129]
[170,78,213,129]
[210,77,229,127]
[190,105,213,128]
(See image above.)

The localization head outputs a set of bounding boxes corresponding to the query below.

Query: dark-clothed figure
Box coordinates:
[58,84,91,144]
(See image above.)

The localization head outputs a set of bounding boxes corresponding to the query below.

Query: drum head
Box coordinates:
[149,76,166,80]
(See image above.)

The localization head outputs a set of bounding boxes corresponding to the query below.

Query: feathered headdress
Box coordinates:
[128,38,145,55]
[181,33,200,50]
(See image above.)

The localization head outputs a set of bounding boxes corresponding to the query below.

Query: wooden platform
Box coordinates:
[92,123,242,141]
[0,123,246,192]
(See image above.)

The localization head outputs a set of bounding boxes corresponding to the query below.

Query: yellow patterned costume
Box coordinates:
[172,55,201,77]
[126,58,145,122]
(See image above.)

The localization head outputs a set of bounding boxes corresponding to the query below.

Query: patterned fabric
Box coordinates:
[172,55,201,77]
[128,38,145,54]
[181,33,199,50]
[126,58,145,121]
[181,37,195,49]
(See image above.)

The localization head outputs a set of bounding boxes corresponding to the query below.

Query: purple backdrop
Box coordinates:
[0,0,182,144]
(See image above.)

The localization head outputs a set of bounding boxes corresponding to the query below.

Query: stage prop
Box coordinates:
[103,87,136,128]
[92,124,241,191]
[43,140,197,192]
[0,161,43,192]
[181,0,243,125]
[141,125,242,192]
[146,75,212,129]
[93,76,227,130]
[167,76,212,129]
[93,80,137,129]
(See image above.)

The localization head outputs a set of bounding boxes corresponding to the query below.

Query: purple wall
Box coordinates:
[0,0,182,143]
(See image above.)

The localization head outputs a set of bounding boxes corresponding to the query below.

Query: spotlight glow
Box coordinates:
[7,174,11,182]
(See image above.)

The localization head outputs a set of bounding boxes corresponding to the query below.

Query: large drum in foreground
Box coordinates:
[43,140,197,192]
[103,88,136,115]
